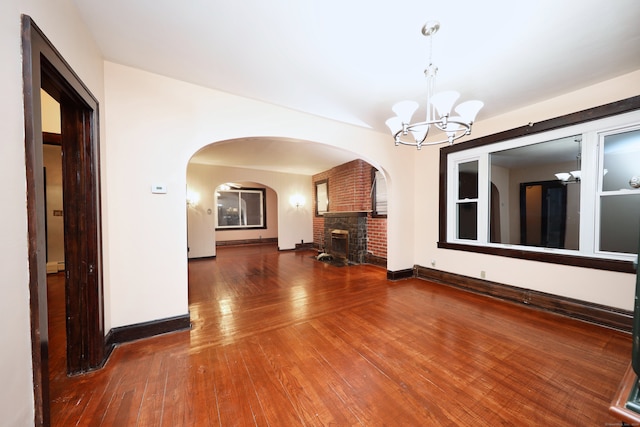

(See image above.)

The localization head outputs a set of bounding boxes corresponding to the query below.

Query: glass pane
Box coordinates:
[316,181,328,215]
[602,129,640,192]
[458,161,478,199]
[489,136,581,249]
[217,192,239,226]
[599,194,640,254]
[374,171,387,215]
[241,192,262,226]
[457,202,477,240]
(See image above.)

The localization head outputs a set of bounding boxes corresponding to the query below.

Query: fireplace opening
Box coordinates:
[330,229,349,261]
[322,212,367,264]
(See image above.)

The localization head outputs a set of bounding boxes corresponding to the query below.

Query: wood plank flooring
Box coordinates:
[48,244,632,425]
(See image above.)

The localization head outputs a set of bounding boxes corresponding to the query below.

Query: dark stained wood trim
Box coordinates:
[295,242,315,250]
[43,131,61,145]
[386,268,413,281]
[188,255,217,261]
[442,95,640,155]
[37,26,105,375]
[438,95,640,272]
[610,364,640,425]
[364,253,387,268]
[22,16,48,427]
[216,237,278,247]
[23,15,106,423]
[414,265,633,332]
[105,314,191,348]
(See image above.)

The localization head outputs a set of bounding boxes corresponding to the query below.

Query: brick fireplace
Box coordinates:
[323,211,367,264]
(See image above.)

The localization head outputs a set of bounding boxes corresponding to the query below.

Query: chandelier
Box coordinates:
[555,137,582,184]
[386,21,484,150]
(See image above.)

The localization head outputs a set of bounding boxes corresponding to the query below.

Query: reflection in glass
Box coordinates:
[373,170,387,216]
[315,180,328,216]
[520,182,567,248]
[217,192,240,226]
[457,203,477,240]
[489,136,581,249]
[458,161,478,199]
[602,129,640,192]
[599,129,640,253]
[241,192,261,225]
[216,189,265,228]
[600,195,640,254]
[457,161,478,240]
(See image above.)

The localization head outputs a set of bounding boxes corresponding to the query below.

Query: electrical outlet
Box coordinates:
[481,270,486,279]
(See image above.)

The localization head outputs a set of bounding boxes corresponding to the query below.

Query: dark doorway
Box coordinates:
[22,16,107,426]
[520,180,568,248]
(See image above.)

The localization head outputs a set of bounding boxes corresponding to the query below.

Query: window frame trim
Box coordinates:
[372,169,388,218]
[215,187,267,230]
[315,179,329,217]
[438,95,640,273]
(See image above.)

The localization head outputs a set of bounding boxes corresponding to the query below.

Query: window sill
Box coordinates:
[437,241,635,273]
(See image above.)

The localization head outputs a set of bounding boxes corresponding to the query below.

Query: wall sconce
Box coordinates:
[186,189,200,206]
[289,194,305,209]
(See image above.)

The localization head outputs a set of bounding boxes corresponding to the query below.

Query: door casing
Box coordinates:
[22,15,107,426]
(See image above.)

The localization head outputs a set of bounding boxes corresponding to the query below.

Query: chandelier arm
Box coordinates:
[394,126,469,147]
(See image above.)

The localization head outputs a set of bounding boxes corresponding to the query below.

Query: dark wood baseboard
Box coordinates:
[387,268,414,281]
[365,254,387,268]
[216,238,277,247]
[188,255,216,261]
[295,242,315,250]
[414,265,633,332]
[105,314,191,349]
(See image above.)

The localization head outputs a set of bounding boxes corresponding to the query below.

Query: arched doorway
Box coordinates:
[185,137,389,265]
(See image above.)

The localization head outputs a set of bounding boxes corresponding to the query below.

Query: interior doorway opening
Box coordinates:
[22,16,108,425]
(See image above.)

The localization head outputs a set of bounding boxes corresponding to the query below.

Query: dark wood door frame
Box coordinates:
[22,16,106,426]
[519,180,568,248]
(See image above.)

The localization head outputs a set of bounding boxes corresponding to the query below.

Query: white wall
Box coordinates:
[0,0,106,425]
[187,164,311,258]
[103,61,416,329]
[414,71,640,311]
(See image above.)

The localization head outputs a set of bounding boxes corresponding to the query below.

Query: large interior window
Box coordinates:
[216,188,266,229]
[440,99,640,272]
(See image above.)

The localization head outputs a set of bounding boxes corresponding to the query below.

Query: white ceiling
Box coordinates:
[73,0,640,175]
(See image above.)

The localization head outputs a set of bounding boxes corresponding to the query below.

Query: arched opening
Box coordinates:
[185,136,389,264]
[187,179,279,256]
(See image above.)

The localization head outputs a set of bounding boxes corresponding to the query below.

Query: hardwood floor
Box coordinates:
[49,244,632,425]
